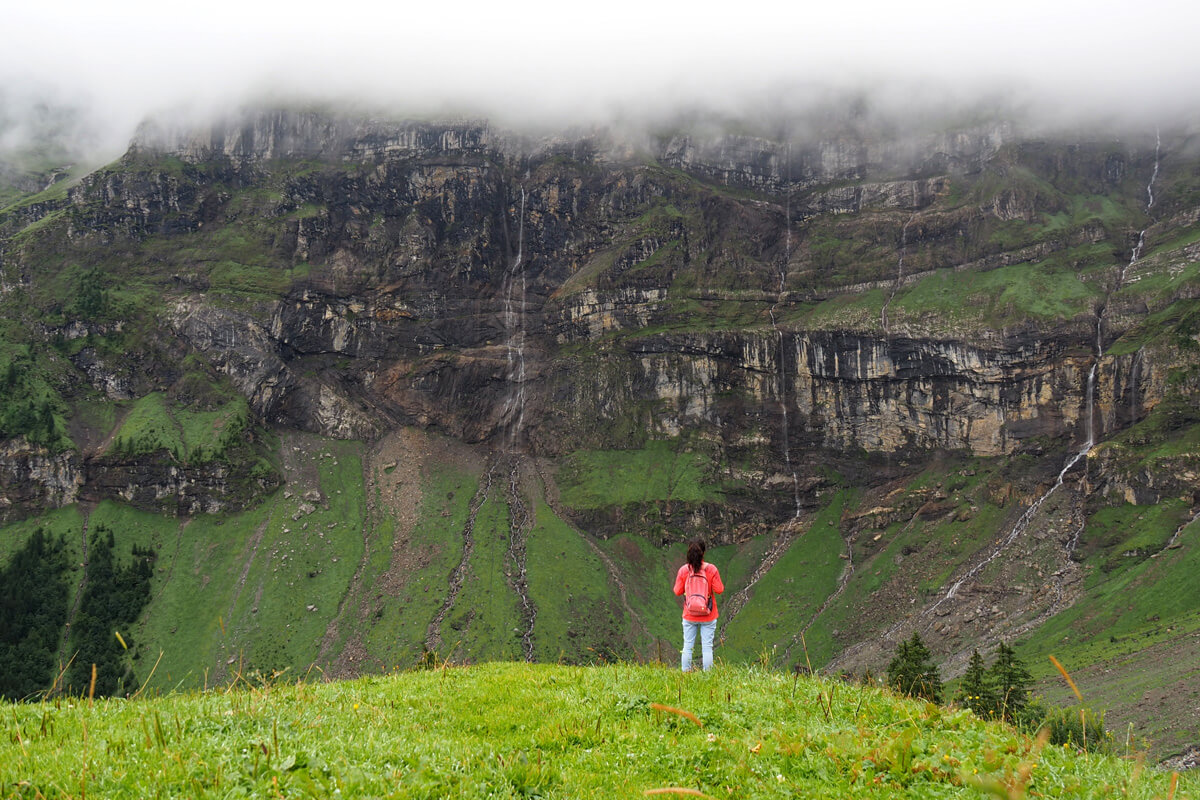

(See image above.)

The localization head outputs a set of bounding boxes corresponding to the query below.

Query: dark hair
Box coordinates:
[686,539,706,573]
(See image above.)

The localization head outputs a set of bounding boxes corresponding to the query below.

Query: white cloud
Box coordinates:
[3,0,1198,154]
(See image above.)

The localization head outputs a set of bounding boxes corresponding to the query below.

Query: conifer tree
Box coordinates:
[956,649,996,718]
[886,633,943,703]
[989,641,1033,722]
[66,527,153,698]
[0,529,70,700]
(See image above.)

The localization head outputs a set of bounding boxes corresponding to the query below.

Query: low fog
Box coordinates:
[3,0,1199,162]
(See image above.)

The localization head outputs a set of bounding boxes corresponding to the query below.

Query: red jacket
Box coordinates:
[674,562,724,622]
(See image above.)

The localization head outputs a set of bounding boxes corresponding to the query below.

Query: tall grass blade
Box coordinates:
[650,703,702,727]
[1048,655,1082,702]
[644,789,717,799]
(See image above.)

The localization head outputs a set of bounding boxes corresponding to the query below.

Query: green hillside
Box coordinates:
[3,662,1194,799]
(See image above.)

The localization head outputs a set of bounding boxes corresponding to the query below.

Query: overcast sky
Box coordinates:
[4,0,1198,154]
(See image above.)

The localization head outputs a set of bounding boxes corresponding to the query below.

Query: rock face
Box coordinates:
[0,438,277,518]
[1,107,1195,518]
[80,453,281,516]
[594,329,1094,457]
[0,439,82,513]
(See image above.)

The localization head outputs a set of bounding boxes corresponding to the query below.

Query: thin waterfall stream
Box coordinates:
[501,174,536,659]
[923,133,1162,622]
[769,141,802,518]
[502,179,529,443]
[881,183,920,332]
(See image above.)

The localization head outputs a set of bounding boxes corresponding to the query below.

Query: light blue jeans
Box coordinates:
[681,619,717,671]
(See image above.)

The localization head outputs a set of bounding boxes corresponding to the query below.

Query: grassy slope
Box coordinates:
[525,500,626,663]
[1018,511,1200,754]
[357,458,476,668]
[443,488,523,662]
[52,439,373,689]
[720,490,852,665]
[0,505,83,568]
[109,391,251,462]
[2,663,1193,799]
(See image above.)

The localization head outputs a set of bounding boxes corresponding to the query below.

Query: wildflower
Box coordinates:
[707,733,717,743]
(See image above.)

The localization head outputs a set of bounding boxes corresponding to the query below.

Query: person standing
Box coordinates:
[673,538,724,671]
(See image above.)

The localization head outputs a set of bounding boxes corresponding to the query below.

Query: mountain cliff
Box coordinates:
[1,105,1198,756]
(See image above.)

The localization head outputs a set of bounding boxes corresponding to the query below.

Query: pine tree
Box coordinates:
[956,649,997,718]
[66,527,152,698]
[0,529,70,700]
[886,633,943,703]
[989,641,1033,723]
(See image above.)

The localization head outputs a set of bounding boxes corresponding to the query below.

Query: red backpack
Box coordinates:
[683,568,712,616]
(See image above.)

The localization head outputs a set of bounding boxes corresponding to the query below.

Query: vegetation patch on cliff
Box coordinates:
[556,439,727,511]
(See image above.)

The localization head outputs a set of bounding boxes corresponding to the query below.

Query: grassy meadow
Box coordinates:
[3,662,1195,799]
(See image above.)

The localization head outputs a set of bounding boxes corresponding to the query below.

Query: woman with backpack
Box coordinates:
[673,538,724,672]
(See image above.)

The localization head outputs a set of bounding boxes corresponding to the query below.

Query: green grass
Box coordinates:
[1020,508,1200,664]
[232,442,367,674]
[94,439,370,689]
[891,257,1104,328]
[1039,195,1139,238]
[109,393,185,458]
[1015,512,1200,754]
[442,490,523,662]
[1079,500,1190,572]
[796,289,888,332]
[108,391,252,463]
[0,505,83,579]
[206,259,297,296]
[557,439,725,510]
[525,501,625,663]
[794,243,1111,335]
[359,459,476,667]
[722,490,854,666]
[596,533,690,660]
[121,500,276,689]
[2,662,1192,799]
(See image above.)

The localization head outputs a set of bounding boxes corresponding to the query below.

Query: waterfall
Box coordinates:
[1085,130,1161,457]
[502,179,528,443]
[770,140,802,518]
[1147,129,1161,211]
[1117,129,1160,289]
[926,439,1090,618]
[498,175,537,659]
[882,209,916,331]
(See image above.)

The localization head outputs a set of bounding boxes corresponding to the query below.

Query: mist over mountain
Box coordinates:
[4,0,1200,161]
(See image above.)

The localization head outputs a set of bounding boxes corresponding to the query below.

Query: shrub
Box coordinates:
[1026,700,1114,753]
